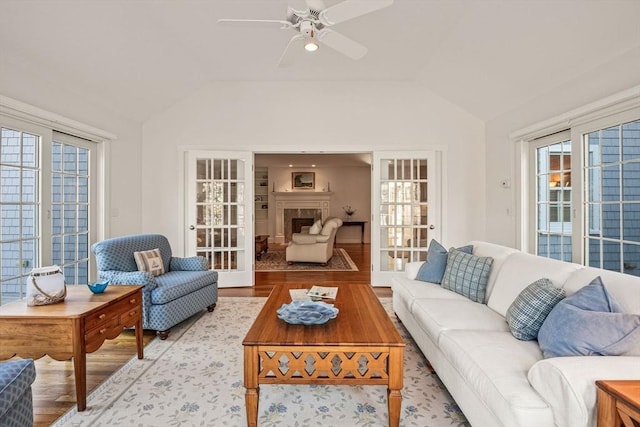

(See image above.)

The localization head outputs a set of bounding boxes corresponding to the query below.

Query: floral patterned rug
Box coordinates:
[256,248,359,271]
[53,297,468,427]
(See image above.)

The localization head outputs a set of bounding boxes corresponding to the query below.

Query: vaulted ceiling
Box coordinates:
[1,0,638,123]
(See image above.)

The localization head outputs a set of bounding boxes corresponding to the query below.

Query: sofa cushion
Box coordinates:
[133,248,165,276]
[469,241,520,301]
[412,299,509,344]
[151,270,218,304]
[506,278,565,341]
[415,240,472,284]
[538,276,640,358]
[438,330,553,427]
[291,233,320,244]
[441,249,493,303]
[564,267,640,314]
[320,217,342,235]
[487,252,581,318]
[309,219,322,235]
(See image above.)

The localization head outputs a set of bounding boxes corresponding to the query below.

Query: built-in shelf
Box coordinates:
[255,167,269,235]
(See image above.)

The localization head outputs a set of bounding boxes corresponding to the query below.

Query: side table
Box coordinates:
[0,285,143,411]
[255,235,269,260]
[596,380,640,427]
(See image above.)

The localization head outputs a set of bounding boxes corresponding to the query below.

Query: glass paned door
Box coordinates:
[186,151,253,286]
[0,126,40,304]
[372,151,438,285]
[51,132,96,286]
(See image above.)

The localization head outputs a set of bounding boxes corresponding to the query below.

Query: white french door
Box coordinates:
[371,151,441,285]
[185,151,253,287]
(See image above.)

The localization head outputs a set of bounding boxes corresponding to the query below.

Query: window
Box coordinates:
[533,136,572,261]
[0,116,99,304]
[584,120,640,275]
[527,109,640,277]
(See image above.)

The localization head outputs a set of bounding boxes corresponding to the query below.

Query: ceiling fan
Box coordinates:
[218,0,394,67]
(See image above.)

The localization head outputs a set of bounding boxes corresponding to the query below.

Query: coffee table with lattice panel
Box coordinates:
[242,283,405,427]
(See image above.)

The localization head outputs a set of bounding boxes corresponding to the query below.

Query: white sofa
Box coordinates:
[392,241,640,427]
[286,217,343,265]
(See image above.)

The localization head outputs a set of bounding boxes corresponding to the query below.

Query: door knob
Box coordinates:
[189,225,195,230]
[429,225,435,230]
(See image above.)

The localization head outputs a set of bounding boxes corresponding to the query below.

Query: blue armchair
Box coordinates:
[91,234,218,339]
[0,359,36,427]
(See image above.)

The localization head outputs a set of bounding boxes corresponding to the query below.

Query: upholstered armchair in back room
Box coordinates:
[92,234,218,339]
[286,217,343,265]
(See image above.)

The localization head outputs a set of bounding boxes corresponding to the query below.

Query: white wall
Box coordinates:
[485,47,640,248]
[268,165,371,243]
[0,73,143,239]
[142,80,485,253]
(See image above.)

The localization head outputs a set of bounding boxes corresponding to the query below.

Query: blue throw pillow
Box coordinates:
[537,276,640,358]
[415,240,473,284]
[506,278,565,341]
[441,248,493,303]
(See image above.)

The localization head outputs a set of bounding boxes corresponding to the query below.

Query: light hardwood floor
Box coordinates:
[31,243,389,426]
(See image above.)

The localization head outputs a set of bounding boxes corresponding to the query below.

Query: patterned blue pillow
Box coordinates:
[538,276,640,358]
[415,240,473,284]
[506,278,565,341]
[441,249,493,303]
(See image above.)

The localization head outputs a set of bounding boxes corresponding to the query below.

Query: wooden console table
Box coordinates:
[596,380,640,427]
[0,285,143,411]
[339,220,367,244]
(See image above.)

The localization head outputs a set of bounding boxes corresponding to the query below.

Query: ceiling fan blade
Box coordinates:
[278,35,305,68]
[317,28,367,60]
[217,19,294,30]
[319,0,393,26]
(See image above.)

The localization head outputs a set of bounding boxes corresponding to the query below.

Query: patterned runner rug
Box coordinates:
[256,247,359,271]
[53,297,468,427]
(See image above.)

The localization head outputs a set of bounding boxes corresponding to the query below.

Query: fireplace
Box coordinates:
[292,218,315,234]
[284,212,320,242]
[273,191,332,244]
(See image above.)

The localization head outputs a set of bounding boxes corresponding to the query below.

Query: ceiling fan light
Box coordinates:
[304,38,319,52]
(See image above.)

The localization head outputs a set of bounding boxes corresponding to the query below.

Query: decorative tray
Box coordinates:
[276,301,339,325]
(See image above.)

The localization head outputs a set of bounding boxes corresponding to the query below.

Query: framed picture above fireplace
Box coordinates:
[292,172,315,190]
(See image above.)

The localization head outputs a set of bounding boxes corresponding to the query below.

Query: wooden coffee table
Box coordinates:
[243,283,405,427]
[0,285,143,411]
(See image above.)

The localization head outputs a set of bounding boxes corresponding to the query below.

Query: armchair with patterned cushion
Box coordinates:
[0,358,36,427]
[286,217,343,266]
[91,234,218,339]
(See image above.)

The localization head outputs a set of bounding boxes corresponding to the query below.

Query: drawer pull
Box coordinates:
[99,314,106,320]
[129,298,136,304]
[129,311,136,317]
[99,328,106,335]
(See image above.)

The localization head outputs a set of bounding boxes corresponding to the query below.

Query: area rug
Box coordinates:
[53,297,468,427]
[256,248,359,272]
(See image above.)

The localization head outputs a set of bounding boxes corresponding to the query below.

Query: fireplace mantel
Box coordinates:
[272,191,333,198]
[273,192,333,244]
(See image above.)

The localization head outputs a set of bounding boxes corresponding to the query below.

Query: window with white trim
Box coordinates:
[0,118,99,304]
[527,110,640,277]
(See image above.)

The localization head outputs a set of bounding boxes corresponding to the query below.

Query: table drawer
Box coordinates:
[85,317,119,352]
[84,293,140,329]
[120,306,141,327]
